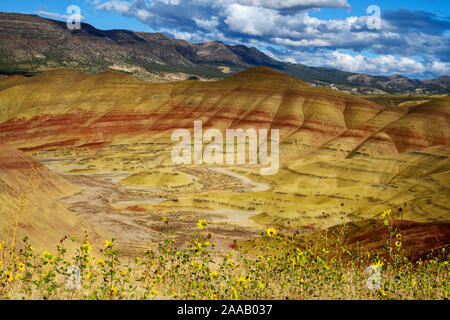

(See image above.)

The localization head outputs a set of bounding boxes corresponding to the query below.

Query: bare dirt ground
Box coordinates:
[44,162,265,255]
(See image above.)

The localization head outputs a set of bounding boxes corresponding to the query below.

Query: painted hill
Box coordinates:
[0,142,107,251]
[0,66,448,250]
[0,66,364,151]
[0,12,448,94]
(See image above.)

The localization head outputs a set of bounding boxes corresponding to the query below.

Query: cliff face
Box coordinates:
[0,12,448,94]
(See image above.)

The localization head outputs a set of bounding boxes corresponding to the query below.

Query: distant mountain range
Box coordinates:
[0,12,448,94]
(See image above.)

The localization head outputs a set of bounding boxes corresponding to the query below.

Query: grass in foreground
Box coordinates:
[0,210,448,300]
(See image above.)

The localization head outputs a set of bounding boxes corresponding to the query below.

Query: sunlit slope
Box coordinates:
[0,67,448,232]
[141,145,448,228]
[0,67,377,152]
[252,144,450,226]
[353,97,450,156]
[0,143,107,250]
[120,169,200,192]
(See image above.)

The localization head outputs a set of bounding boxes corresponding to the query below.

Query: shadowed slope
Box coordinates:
[0,143,107,251]
[240,219,450,261]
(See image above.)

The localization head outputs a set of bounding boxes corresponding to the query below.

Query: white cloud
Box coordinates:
[37,10,85,21]
[242,0,350,10]
[96,0,132,14]
[430,60,450,75]
[193,0,350,10]
[273,37,330,47]
[324,51,427,76]
[284,57,297,63]
[223,4,279,36]
[194,16,219,29]
[156,0,181,5]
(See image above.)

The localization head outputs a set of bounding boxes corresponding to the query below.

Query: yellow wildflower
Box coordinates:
[236,276,247,287]
[209,270,219,280]
[231,286,238,299]
[82,241,92,254]
[381,209,391,219]
[265,227,277,238]
[197,219,207,230]
[42,251,52,261]
[375,260,384,269]
[4,271,13,282]
[209,293,218,300]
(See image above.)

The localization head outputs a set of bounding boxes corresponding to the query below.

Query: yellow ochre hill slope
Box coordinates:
[0,67,448,249]
[0,143,107,251]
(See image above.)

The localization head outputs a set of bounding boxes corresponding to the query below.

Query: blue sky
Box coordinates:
[1,0,449,79]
